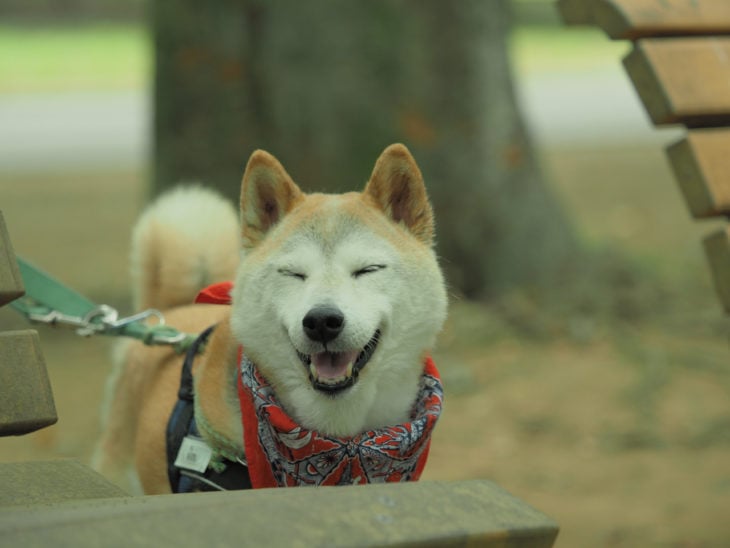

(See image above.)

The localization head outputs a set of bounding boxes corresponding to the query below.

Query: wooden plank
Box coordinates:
[0,461,128,507]
[623,37,730,127]
[557,0,596,25]
[0,211,24,307]
[667,129,730,218]
[704,227,730,313]
[558,1,730,38]
[0,480,559,547]
[0,330,57,436]
[593,0,730,40]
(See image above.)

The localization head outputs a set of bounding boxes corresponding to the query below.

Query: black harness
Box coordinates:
[165,326,252,492]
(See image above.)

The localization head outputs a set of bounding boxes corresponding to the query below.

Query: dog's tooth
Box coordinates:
[346,362,353,377]
[309,363,317,379]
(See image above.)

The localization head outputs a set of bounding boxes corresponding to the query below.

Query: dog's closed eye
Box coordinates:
[352,264,386,278]
[278,268,307,281]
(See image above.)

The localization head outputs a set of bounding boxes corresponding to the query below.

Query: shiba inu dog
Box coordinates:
[93,144,447,494]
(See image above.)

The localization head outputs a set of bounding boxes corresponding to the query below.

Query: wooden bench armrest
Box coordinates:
[667,129,730,218]
[559,0,730,40]
[623,38,730,127]
[704,228,730,313]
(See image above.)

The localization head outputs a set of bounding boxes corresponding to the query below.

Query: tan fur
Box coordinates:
[131,186,240,311]
[240,150,305,248]
[94,144,446,494]
[364,144,435,245]
[94,305,231,493]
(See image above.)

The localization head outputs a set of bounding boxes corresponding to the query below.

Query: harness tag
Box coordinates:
[174,436,213,473]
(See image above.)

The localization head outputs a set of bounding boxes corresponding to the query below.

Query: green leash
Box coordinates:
[10,258,199,353]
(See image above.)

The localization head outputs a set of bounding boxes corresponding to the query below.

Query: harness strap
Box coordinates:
[166,326,251,493]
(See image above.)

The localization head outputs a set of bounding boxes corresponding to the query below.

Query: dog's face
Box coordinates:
[230,144,447,436]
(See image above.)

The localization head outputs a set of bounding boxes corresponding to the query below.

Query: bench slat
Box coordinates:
[556,0,595,25]
[0,461,128,506]
[623,37,730,126]
[0,479,558,547]
[704,228,730,314]
[667,129,730,218]
[0,330,57,436]
[559,0,730,39]
[0,212,24,307]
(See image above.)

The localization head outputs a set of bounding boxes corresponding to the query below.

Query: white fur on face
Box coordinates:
[277,232,394,356]
[230,200,447,437]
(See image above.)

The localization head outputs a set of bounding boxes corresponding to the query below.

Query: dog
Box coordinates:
[93,144,447,494]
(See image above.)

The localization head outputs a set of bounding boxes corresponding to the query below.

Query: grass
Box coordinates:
[511,25,630,76]
[0,22,627,93]
[0,23,149,93]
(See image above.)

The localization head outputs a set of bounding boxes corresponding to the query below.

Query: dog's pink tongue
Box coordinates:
[312,351,358,379]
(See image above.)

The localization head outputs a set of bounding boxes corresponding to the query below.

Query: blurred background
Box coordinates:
[1,1,729,546]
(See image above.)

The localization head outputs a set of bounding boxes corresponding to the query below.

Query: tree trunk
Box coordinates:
[153,0,580,300]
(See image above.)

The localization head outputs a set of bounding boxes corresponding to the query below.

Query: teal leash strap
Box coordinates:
[11,257,199,353]
[112,320,199,353]
[11,258,98,323]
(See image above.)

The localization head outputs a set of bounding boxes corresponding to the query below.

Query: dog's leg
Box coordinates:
[92,340,144,494]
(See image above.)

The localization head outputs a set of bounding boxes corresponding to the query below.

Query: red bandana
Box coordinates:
[195,282,234,305]
[237,354,443,488]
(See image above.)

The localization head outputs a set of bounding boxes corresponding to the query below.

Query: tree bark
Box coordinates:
[153,0,580,299]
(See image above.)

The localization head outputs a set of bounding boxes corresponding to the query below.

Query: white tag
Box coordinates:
[174,436,213,473]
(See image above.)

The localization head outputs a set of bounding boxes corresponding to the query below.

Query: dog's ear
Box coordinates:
[363,143,434,246]
[240,150,304,248]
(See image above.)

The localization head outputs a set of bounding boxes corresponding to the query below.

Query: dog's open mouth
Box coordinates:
[297,330,381,395]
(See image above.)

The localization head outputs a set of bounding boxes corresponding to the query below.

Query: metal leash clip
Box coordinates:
[29,303,196,352]
[27,309,94,330]
[145,328,189,346]
[29,303,168,338]
[75,304,122,336]
[77,306,165,337]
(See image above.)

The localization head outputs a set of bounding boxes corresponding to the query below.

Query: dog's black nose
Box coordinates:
[302,306,345,344]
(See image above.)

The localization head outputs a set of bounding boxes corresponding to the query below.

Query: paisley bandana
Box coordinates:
[237,353,443,488]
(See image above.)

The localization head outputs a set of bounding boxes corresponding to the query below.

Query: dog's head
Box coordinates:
[230,144,447,436]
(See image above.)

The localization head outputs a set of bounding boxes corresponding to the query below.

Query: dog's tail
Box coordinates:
[130,185,240,311]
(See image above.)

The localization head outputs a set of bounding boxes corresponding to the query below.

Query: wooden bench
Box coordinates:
[0,213,558,546]
[0,211,57,436]
[558,0,730,314]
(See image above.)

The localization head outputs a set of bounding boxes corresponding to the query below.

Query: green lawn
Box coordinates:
[511,25,629,75]
[0,22,626,93]
[0,24,150,93]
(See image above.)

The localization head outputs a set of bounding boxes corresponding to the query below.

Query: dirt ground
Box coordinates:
[1,144,729,547]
